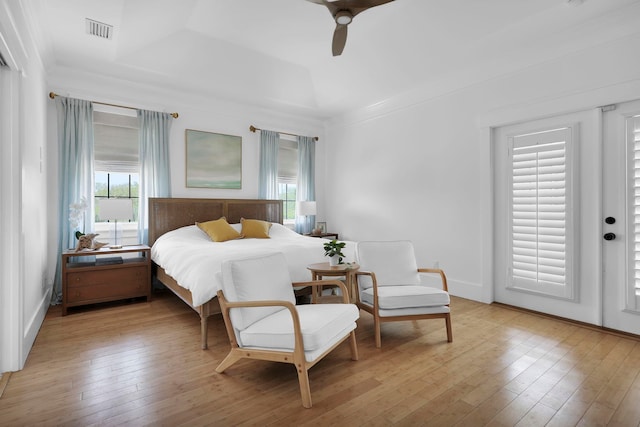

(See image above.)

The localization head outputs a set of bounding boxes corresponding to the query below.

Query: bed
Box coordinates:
[148,197,351,349]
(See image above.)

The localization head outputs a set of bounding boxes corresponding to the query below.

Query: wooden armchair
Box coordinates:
[216,252,359,408]
[354,241,452,348]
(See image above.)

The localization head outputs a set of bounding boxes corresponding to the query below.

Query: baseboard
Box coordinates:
[448,279,486,303]
[22,287,52,366]
[0,371,11,399]
[493,302,640,341]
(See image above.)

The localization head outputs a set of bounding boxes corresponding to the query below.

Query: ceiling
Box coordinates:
[27,0,640,119]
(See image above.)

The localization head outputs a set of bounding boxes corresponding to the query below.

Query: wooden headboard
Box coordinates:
[148,198,283,246]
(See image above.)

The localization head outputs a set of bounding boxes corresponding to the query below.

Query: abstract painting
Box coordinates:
[186,129,242,189]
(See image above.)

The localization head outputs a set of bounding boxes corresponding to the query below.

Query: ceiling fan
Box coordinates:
[306,0,395,56]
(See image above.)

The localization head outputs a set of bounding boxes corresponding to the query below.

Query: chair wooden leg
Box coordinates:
[215,350,242,373]
[445,314,453,343]
[296,365,312,408]
[349,331,359,360]
[374,318,382,348]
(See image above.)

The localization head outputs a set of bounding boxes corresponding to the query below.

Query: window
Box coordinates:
[279,183,296,222]
[93,109,140,245]
[508,126,576,299]
[277,137,298,223]
[94,172,139,221]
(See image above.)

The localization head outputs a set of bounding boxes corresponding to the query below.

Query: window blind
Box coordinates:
[93,111,139,173]
[278,138,298,184]
[509,127,574,298]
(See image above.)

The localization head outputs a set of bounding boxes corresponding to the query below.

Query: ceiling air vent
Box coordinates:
[86,18,113,40]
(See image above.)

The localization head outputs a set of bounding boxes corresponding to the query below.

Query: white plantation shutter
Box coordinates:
[508,127,575,299]
[629,115,640,310]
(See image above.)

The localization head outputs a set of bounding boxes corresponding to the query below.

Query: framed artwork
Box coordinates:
[316,222,327,233]
[185,129,242,189]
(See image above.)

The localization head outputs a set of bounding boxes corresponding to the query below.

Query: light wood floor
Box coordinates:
[1,292,640,426]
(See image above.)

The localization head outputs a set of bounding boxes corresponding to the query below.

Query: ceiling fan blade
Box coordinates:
[305,0,395,56]
[332,24,348,56]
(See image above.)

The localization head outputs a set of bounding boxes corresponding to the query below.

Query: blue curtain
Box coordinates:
[295,136,316,234]
[138,110,172,244]
[53,97,94,303]
[258,130,280,199]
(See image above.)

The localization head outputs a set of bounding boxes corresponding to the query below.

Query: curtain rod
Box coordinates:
[249,125,318,141]
[49,92,179,119]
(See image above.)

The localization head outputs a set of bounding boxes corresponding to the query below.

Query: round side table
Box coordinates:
[306,262,360,302]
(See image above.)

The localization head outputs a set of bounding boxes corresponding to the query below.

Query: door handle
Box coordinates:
[604,232,616,241]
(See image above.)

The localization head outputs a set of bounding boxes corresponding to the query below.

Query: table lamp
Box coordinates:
[297,201,318,235]
[98,198,133,248]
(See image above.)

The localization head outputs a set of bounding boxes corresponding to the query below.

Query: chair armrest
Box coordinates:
[354,271,379,306]
[221,298,297,311]
[417,268,449,292]
[292,280,350,304]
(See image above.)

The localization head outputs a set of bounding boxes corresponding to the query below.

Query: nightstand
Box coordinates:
[61,245,151,315]
[305,232,339,240]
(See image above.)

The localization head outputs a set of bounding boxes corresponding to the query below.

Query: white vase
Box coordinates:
[329,255,340,266]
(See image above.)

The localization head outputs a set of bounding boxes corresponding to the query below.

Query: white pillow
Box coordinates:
[268,223,300,238]
[355,241,421,289]
[221,252,296,330]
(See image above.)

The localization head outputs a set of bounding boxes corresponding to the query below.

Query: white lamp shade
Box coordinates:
[297,201,317,216]
[98,198,133,221]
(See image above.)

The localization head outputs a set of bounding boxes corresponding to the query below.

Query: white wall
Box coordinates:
[323,32,640,303]
[0,0,50,372]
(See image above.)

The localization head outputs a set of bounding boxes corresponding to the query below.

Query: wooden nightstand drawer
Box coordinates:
[67,265,147,288]
[66,278,148,303]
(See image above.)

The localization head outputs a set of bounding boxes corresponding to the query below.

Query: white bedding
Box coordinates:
[151,223,355,306]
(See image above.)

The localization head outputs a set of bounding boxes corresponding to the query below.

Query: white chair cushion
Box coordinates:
[221,253,296,330]
[361,285,450,310]
[355,241,421,290]
[238,303,359,358]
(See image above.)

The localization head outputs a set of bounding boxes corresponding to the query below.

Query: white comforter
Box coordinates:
[151,223,355,306]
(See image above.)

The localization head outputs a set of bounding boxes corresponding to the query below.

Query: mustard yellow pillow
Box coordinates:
[196,217,241,242]
[240,218,272,239]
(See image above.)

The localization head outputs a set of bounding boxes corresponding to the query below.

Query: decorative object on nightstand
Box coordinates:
[61,245,151,315]
[323,239,346,266]
[74,233,108,252]
[98,198,133,249]
[69,197,89,240]
[297,200,317,235]
[313,221,326,236]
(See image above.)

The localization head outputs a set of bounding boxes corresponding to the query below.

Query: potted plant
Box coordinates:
[323,239,346,266]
